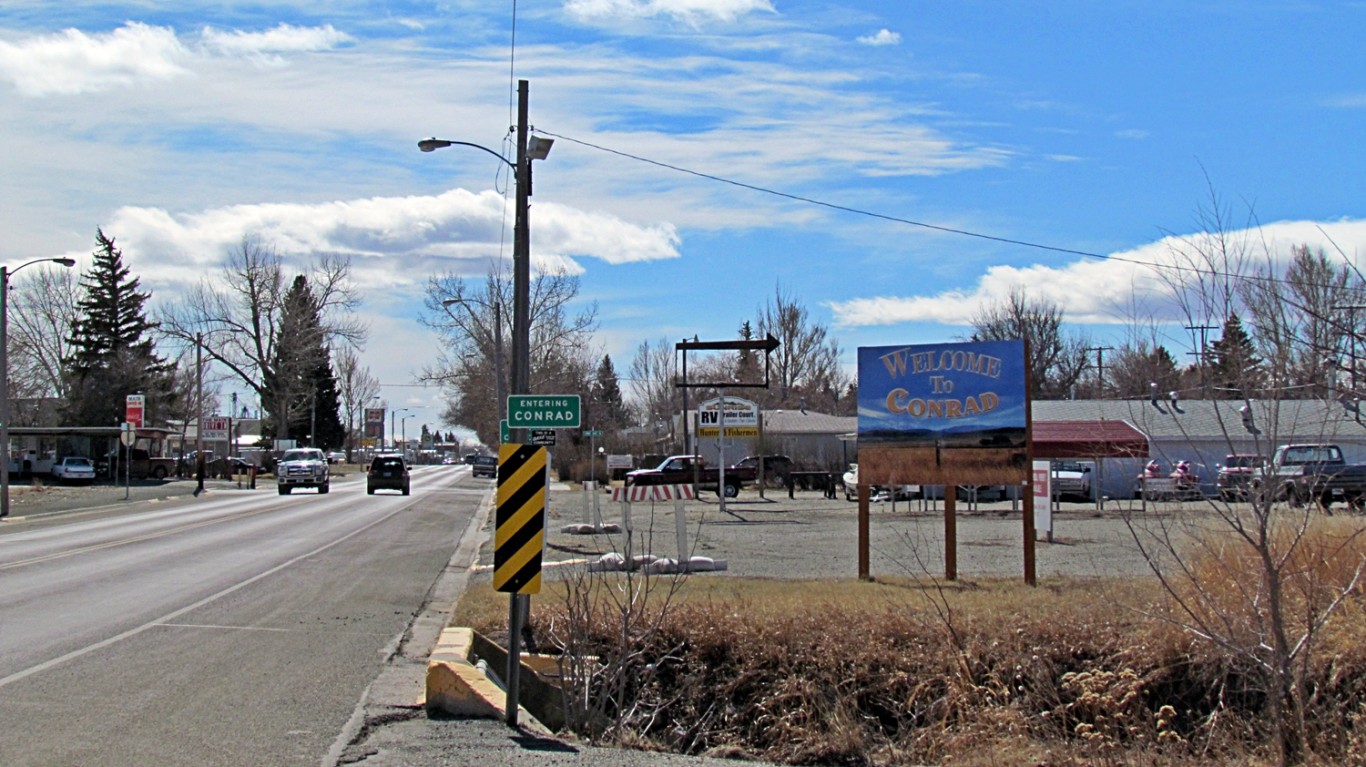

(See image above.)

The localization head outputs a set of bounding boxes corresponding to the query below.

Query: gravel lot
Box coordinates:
[476,483,1191,583]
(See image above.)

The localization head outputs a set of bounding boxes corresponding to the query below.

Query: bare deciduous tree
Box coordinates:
[970,286,1090,399]
[755,284,848,411]
[158,237,365,437]
[333,346,380,460]
[6,267,77,409]
[422,268,597,447]
[628,337,680,443]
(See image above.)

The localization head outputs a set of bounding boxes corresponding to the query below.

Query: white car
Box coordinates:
[841,463,918,502]
[51,456,97,483]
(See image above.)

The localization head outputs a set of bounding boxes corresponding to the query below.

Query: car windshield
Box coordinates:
[372,458,405,470]
[474,456,497,466]
[281,450,320,462]
[66,458,92,467]
[1226,455,1261,468]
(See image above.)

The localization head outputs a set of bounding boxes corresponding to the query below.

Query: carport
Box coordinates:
[1032,420,1150,504]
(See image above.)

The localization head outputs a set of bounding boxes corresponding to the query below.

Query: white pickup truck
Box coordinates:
[276,448,330,495]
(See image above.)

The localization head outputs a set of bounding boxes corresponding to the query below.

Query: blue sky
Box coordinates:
[3,1,1364,439]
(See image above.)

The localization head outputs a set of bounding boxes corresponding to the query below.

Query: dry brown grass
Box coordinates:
[454,525,1366,766]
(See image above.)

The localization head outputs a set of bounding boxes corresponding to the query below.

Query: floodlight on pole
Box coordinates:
[1,257,77,518]
[419,80,552,442]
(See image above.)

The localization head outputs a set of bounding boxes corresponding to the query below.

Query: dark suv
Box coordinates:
[367,454,410,495]
[471,454,498,479]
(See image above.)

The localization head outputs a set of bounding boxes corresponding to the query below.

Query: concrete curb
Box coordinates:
[424,626,552,735]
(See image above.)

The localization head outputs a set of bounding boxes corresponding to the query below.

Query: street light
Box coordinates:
[421,79,552,730]
[420,79,552,440]
[1,257,76,518]
[390,408,409,453]
[442,297,504,439]
[401,413,412,456]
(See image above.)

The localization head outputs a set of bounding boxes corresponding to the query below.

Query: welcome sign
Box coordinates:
[857,339,1029,485]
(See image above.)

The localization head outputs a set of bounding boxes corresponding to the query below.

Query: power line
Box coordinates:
[534,128,1364,294]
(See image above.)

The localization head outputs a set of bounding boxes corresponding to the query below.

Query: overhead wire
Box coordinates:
[533,128,1363,294]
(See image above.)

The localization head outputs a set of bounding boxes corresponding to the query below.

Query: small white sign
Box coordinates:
[1031,460,1052,539]
[697,396,759,437]
[606,454,633,470]
[201,416,229,441]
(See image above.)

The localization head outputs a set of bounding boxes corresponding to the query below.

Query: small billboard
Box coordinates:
[856,339,1029,486]
[697,396,759,437]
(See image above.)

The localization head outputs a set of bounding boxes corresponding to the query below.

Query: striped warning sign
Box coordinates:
[494,444,547,594]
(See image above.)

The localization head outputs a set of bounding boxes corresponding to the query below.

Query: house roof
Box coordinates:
[696,399,1364,450]
[1031,398,1364,444]
[760,409,856,435]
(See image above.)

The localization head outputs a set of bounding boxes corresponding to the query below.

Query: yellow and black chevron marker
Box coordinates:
[494,444,547,594]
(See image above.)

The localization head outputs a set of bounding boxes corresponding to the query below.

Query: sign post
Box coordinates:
[120,422,136,500]
[495,444,548,727]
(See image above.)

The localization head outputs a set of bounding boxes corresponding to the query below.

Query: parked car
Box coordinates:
[841,463,917,502]
[471,454,498,479]
[367,454,410,495]
[1050,461,1094,501]
[103,447,176,480]
[732,455,794,487]
[51,456,96,483]
[1217,453,1265,501]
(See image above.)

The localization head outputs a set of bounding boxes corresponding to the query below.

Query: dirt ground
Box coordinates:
[512,484,1197,583]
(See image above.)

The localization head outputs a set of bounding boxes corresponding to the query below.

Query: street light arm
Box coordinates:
[418,138,514,168]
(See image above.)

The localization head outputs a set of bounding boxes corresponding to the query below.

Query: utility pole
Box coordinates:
[1185,323,1218,390]
[195,333,205,495]
[1084,346,1113,397]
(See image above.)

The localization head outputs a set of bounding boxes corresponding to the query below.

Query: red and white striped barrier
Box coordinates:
[610,484,695,503]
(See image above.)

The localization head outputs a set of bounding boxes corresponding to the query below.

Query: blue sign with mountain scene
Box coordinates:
[857,339,1027,448]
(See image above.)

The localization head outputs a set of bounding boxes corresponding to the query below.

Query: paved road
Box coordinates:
[3,472,1171,766]
[0,466,485,767]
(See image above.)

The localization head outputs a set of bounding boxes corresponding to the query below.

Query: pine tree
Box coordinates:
[1207,313,1262,398]
[590,354,628,431]
[291,348,345,449]
[63,230,177,427]
[263,276,337,442]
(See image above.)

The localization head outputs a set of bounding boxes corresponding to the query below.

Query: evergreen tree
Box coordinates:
[289,347,345,449]
[590,354,628,430]
[263,276,334,442]
[1207,313,1262,398]
[63,230,177,426]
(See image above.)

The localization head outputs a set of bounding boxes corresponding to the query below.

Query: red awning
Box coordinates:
[1033,420,1148,459]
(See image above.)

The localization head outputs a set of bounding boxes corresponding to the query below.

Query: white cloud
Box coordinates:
[0,22,190,96]
[199,23,353,57]
[564,0,776,24]
[826,219,1366,329]
[857,28,901,46]
[0,21,355,96]
[103,188,682,296]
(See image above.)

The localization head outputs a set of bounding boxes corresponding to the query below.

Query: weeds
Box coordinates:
[454,524,1366,766]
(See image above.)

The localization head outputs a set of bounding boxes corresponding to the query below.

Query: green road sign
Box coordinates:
[507,395,581,429]
[499,419,510,444]
[583,429,603,437]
